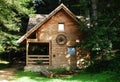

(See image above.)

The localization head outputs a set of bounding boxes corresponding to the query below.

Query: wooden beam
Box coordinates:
[28,55,49,57]
[40,68,55,78]
[26,40,28,65]
[49,40,52,66]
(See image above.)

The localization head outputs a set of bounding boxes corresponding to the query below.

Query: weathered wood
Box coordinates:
[28,55,49,65]
[28,58,49,60]
[40,68,55,78]
[18,4,81,68]
[28,55,49,57]
[49,41,52,66]
[28,62,49,64]
[26,40,28,65]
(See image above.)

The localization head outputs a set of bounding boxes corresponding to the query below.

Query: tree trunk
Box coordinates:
[90,0,98,26]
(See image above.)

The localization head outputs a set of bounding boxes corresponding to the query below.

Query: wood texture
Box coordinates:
[20,4,81,69]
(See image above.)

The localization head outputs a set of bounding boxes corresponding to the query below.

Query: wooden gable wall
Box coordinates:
[35,9,80,67]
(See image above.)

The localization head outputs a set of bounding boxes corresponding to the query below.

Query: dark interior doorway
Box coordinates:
[28,43,49,55]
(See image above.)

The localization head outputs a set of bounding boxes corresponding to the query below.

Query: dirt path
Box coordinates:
[0,68,17,82]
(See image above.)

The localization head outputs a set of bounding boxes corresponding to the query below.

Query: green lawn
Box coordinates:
[0,64,119,82]
[12,70,120,82]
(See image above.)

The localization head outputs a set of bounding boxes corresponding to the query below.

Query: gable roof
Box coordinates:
[27,14,48,31]
[17,3,80,43]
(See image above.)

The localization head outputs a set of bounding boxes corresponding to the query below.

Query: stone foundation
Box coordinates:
[24,65,77,72]
[24,65,54,72]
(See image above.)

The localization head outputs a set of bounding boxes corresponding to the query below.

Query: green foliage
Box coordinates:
[0,0,34,53]
[13,69,120,82]
[50,68,69,74]
[77,0,120,74]
[0,64,10,70]
[79,0,120,58]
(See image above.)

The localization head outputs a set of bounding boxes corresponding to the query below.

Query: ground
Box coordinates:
[0,68,17,82]
[0,65,119,82]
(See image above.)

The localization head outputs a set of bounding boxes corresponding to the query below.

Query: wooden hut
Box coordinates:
[17,4,82,69]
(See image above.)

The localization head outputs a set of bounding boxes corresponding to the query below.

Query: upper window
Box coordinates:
[58,23,64,32]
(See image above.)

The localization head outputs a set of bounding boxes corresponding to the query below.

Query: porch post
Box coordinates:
[49,40,52,66]
[26,40,29,65]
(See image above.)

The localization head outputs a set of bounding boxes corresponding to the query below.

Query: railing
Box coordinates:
[28,55,49,65]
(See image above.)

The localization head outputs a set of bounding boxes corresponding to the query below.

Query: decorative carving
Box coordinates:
[56,34,67,45]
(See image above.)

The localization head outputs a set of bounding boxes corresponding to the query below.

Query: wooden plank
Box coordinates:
[49,40,52,66]
[28,58,49,60]
[28,55,49,57]
[42,62,49,64]
[26,40,28,65]
[40,68,55,78]
[27,39,50,43]
[28,62,49,64]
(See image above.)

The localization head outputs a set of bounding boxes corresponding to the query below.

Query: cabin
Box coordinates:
[17,4,84,70]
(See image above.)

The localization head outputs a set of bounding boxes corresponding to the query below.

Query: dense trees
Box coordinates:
[80,0,120,55]
[0,0,34,64]
[0,0,34,53]
[33,0,79,14]
[80,0,120,73]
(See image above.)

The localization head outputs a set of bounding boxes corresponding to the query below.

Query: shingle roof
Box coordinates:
[27,14,48,31]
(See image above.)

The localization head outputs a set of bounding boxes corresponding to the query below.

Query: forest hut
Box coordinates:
[17,4,82,69]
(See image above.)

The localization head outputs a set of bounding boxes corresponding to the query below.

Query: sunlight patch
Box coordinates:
[13,77,37,82]
[0,60,9,64]
[50,79,82,82]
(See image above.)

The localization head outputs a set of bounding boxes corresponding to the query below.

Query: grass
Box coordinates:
[0,64,119,82]
[12,70,120,82]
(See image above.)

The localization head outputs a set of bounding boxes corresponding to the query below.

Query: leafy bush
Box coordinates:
[0,48,26,65]
[50,68,68,74]
[86,51,120,74]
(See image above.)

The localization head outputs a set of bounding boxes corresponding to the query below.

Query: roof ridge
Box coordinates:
[17,3,79,43]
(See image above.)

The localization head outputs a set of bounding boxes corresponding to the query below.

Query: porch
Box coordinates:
[26,39,52,66]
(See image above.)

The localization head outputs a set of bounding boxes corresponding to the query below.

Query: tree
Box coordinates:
[0,0,34,64]
[79,0,120,61]
[33,0,79,14]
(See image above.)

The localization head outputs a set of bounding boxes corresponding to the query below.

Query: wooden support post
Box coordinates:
[26,40,29,65]
[49,40,52,66]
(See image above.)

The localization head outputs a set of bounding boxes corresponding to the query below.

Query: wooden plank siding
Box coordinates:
[18,4,82,68]
[26,40,51,65]
[28,55,50,65]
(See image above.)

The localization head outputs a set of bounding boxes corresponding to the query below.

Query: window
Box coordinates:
[58,23,64,32]
[68,47,76,55]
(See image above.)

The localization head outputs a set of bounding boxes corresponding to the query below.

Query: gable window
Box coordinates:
[58,23,64,32]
